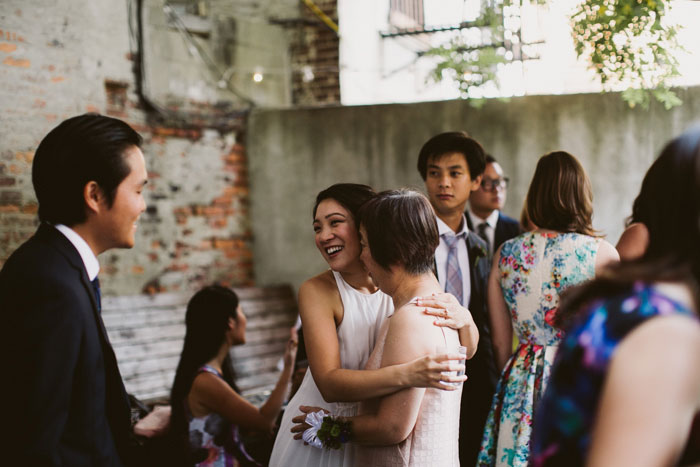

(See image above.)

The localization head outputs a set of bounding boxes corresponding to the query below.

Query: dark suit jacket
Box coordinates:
[458,232,499,467]
[0,223,133,466]
[466,210,522,253]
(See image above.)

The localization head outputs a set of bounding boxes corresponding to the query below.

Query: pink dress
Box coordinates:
[355,308,463,466]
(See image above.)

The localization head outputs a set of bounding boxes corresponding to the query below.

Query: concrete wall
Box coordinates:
[248,87,700,291]
[0,0,253,295]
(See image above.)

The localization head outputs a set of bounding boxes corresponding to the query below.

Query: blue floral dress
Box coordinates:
[477,232,600,467]
[531,283,698,466]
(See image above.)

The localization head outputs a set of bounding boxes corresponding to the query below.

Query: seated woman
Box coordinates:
[169,285,298,466]
[293,189,464,466]
[531,127,700,466]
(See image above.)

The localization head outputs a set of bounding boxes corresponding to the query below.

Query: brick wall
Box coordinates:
[291,0,341,105]
[0,1,254,295]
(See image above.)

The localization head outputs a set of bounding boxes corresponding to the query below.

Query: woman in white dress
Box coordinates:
[270,184,478,467]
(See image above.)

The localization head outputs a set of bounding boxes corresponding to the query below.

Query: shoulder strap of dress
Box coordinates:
[197,364,223,378]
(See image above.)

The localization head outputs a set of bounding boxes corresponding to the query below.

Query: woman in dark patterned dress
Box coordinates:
[170,285,298,466]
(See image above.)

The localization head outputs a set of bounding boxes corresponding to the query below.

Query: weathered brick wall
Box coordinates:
[0,1,253,295]
[291,0,341,105]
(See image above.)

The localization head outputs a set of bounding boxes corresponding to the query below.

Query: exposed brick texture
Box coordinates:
[291,0,341,106]
[0,1,254,295]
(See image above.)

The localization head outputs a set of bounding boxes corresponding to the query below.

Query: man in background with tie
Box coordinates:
[417,132,499,466]
[0,114,148,465]
[467,154,522,259]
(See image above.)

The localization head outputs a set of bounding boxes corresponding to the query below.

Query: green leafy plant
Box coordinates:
[571,0,682,108]
[427,0,683,109]
[425,38,507,99]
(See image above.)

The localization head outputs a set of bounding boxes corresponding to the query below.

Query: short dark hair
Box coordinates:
[359,189,438,275]
[485,154,497,164]
[526,151,597,236]
[417,131,486,180]
[32,113,143,226]
[313,183,376,222]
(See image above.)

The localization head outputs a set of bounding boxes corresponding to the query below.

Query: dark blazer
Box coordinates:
[458,232,499,467]
[0,223,133,466]
[466,210,522,254]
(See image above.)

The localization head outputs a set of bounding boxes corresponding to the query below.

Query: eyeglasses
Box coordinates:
[481,177,509,191]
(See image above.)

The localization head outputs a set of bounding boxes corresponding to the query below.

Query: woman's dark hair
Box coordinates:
[170,285,241,461]
[32,113,143,226]
[557,127,700,328]
[627,126,700,269]
[526,151,598,236]
[359,189,438,275]
[313,183,376,221]
[417,131,486,181]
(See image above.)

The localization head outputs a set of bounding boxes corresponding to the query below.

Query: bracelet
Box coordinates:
[317,415,351,450]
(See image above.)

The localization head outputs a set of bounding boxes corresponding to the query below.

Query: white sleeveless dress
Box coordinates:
[269,271,393,467]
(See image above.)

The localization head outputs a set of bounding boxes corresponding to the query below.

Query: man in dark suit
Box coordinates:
[417,132,499,466]
[467,154,522,259]
[0,114,148,465]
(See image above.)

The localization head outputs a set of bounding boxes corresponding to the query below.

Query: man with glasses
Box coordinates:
[467,154,521,258]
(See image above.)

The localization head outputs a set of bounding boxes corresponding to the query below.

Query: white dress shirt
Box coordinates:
[435,215,471,307]
[467,209,500,255]
[54,224,100,281]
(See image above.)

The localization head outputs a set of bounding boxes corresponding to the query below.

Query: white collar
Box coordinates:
[54,224,100,280]
[436,214,469,237]
[468,208,500,229]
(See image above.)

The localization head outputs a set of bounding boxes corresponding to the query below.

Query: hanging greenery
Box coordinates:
[426,0,683,109]
[571,0,681,108]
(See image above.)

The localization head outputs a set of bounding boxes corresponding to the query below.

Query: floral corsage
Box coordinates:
[302,410,352,450]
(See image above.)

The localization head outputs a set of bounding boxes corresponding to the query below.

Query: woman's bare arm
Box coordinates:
[615,222,649,262]
[488,246,513,371]
[587,314,700,466]
[349,305,439,445]
[301,274,465,403]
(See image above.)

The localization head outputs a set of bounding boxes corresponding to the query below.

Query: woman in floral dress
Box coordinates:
[477,151,619,466]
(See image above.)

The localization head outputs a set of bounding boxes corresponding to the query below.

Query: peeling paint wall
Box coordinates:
[0,0,254,295]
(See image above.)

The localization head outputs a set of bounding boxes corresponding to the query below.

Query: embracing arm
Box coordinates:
[587,314,700,467]
[487,247,513,371]
[349,308,433,445]
[301,277,462,403]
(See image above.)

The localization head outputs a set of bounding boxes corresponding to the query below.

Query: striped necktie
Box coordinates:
[477,222,491,257]
[442,233,464,305]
